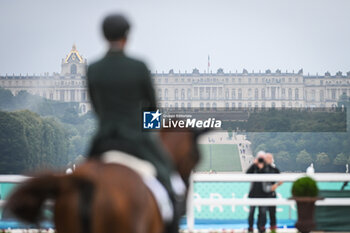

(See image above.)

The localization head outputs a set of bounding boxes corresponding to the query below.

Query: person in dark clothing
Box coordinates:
[87,14,179,233]
[246,151,268,233]
[87,14,174,193]
[264,153,283,233]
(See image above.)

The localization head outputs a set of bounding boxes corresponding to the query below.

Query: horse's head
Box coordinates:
[160,127,209,185]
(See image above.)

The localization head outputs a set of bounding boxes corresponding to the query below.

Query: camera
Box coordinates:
[257,157,265,163]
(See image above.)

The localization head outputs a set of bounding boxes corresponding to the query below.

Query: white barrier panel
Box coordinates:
[186,173,350,231]
[1,173,350,231]
[193,173,350,182]
[194,198,350,206]
[0,175,29,183]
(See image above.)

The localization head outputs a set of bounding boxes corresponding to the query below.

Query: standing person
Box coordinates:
[246,151,268,233]
[87,14,179,232]
[264,153,283,233]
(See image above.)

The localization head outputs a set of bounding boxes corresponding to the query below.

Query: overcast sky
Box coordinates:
[0,0,350,75]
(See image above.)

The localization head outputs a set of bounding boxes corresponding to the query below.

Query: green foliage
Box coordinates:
[234,108,347,132]
[292,176,319,197]
[274,151,292,171]
[296,150,312,166]
[333,153,348,166]
[315,152,330,166]
[0,110,69,173]
[0,88,15,109]
[248,132,350,172]
[0,88,97,173]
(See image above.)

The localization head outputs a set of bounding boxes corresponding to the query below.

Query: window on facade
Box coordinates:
[212,87,217,99]
[206,102,210,110]
[181,102,185,109]
[282,88,286,99]
[295,88,299,100]
[187,89,191,100]
[71,64,77,74]
[218,87,222,98]
[194,87,198,97]
[255,78,258,83]
[261,88,265,99]
[165,89,168,100]
[255,88,259,99]
[206,87,211,99]
[238,88,242,100]
[200,87,204,99]
[212,102,217,110]
[248,102,252,108]
[158,88,162,100]
[248,88,252,98]
[331,89,336,100]
[254,102,258,108]
[181,89,185,100]
[200,102,204,110]
[70,90,75,101]
[225,103,229,110]
[175,103,178,110]
[187,103,191,108]
[311,90,316,101]
[271,87,276,100]
[225,89,229,99]
[232,89,236,99]
[271,102,276,108]
[60,90,65,101]
[288,88,292,100]
[320,90,324,101]
[175,89,178,100]
[238,102,242,108]
[232,102,235,109]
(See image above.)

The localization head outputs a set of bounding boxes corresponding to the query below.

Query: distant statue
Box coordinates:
[65,168,73,174]
[346,164,349,174]
[306,163,315,175]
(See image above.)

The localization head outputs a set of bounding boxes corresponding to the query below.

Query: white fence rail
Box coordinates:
[186,173,350,230]
[1,173,350,231]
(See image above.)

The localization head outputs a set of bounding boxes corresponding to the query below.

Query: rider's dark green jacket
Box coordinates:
[87,50,174,194]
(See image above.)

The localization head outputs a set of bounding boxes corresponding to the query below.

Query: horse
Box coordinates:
[5,128,207,233]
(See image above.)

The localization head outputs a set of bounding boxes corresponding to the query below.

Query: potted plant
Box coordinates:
[291,176,322,233]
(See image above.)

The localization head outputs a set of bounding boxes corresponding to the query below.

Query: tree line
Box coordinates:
[0,88,96,174]
[248,94,350,172]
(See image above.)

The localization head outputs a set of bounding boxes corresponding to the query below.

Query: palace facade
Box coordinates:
[154,68,350,110]
[1,46,350,114]
[0,45,90,113]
